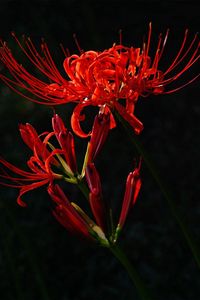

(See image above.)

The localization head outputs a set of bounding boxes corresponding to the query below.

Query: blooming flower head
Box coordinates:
[0,24,198,137]
[0,120,71,206]
[48,160,142,246]
[0,112,110,206]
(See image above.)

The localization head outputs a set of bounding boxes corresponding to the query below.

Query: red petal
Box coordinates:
[85,163,101,192]
[52,114,77,172]
[102,106,116,129]
[118,172,135,229]
[48,184,92,239]
[17,179,49,207]
[71,103,92,138]
[88,112,110,163]
[118,163,142,229]
[114,102,143,135]
[52,205,92,239]
[0,157,38,177]
[52,114,67,134]
[86,163,106,232]
[19,123,39,150]
[58,131,77,173]
[89,191,106,233]
[133,178,142,205]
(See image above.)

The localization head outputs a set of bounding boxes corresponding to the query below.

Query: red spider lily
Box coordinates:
[52,111,111,178]
[0,115,77,206]
[1,24,198,137]
[0,124,62,207]
[0,112,110,206]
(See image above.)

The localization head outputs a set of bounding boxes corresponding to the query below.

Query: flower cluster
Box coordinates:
[48,159,141,246]
[0,24,199,246]
[0,112,110,204]
[0,113,141,245]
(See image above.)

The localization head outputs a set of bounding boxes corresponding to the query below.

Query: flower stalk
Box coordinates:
[109,244,154,300]
[0,24,199,299]
[71,172,154,299]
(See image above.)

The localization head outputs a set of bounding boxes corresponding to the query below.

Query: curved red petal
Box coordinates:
[71,103,92,138]
[103,105,116,129]
[17,179,49,207]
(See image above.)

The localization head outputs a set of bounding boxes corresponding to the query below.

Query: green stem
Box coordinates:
[109,244,154,300]
[76,179,153,298]
[114,110,200,269]
[77,179,90,199]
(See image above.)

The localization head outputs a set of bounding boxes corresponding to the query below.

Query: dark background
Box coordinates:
[0,1,199,299]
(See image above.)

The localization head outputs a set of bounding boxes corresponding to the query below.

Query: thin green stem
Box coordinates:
[109,244,154,300]
[76,178,153,298]
[114,110,200,269]
[77,179,90,199]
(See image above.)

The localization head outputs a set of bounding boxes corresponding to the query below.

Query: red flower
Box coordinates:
[0,112,110,206]
[1,24,198,137]
[0,115,79,206]
[0,123,62,206]
[117,159,142,231]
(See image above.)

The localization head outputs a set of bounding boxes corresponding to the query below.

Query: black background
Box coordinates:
[0,1,199,300]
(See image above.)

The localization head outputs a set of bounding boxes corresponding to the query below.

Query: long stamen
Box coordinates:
[73,33,83,54]
[146,22,152,57]
[163,29,189,75]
